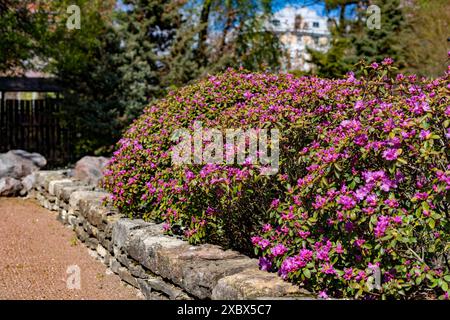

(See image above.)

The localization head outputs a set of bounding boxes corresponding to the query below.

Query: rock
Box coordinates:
[35,170,68,192]
[72,156,110,186]
[0,150,46,180]
[111,219,152,251]
[117,266,139,288]
[69,191,108,212]
[137,278,191,300]
[74,226,89,242]
[0,177,22,196]
[48,179,74,196]
[125,228,256,299]
[96,244,108,258]
[58,185,94,202]
[136,280,170,300]
[79,200,118,228]
[68,215,82,227]
[85,237,99,250]
[211,268,314,300]
[20,174,36,196]
[128,260,148,279]
[110,257,121,274]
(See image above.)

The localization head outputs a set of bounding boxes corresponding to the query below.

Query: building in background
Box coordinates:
[269,6,331,72]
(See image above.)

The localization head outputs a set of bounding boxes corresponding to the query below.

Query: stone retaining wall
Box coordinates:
[32,170,313,300]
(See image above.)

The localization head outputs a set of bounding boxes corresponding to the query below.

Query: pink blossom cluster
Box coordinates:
[103,60,450,300]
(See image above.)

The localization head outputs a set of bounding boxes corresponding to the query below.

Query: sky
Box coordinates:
[116,0,331,17]
[272,0,327,15]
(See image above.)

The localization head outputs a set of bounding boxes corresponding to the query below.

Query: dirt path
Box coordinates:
[0,197,141,300]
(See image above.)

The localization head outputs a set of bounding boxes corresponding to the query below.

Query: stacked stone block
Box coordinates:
[32,170,312,300]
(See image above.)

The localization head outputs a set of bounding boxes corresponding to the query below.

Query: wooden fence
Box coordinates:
[0,98,73,167]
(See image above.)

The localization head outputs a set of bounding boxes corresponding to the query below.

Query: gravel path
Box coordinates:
[0,197,142,300]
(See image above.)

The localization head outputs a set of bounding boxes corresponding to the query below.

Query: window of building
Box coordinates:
[272,19,280,27]
[313,22,319,28]
[294,15,302,30]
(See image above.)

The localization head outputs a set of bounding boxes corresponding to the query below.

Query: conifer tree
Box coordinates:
[309,0,409,77]
[351,0,407,69]
[118,0,181,120]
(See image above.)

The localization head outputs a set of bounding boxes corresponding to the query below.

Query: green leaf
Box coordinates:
[428,219,435,229]
[303,269,311,279]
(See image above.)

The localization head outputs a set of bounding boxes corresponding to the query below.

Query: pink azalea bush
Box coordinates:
[103,60,450,299]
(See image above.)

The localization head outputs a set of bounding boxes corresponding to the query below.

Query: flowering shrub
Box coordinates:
[104,60,450,299]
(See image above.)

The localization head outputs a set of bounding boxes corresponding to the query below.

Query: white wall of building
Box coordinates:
[268,6,331,71]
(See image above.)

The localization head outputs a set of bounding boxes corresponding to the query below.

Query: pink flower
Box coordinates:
[382,57,394,65]
[366,194,378,206]
[337,195,356,210]
[419,130,431,140]
[270,199,280,208]
[384,198,399,208]
[368,262,380,271]
[318,291,329,299]
[382,148,400,161]
[374,215,390,238]
[258,239,270,249]
[355,270,367,281]
[354,100,365,111]
[321,263,337,275]
[316,243,331,261]
[271,244,288,256]
[313,195,327,209]
[414,192,429,200]
[299,249,314,262]
[259,257,272,271]
[445,106,450,117]
[354,238,366,248]
[343,268,353,280]
[279,250,313,278]
[392,216,402,224]
[298,230,311,239]
[354,134,368,146]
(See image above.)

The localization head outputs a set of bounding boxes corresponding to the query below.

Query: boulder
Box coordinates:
[0,150,46,180]
[20,174,36,196]
[0,177,22,196]
[211,267,313,300]
[72,156,110,186]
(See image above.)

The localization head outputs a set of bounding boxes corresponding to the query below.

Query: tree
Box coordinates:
[41,0,124,156]
[351,0,408,69]
[165,0,282,87]
[308,29,355,78]
[0,0,47,74]
[308,0,409,78]
[117,0,181,121]
[402,0,450,78]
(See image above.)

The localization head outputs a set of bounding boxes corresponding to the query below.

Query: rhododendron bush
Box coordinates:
[103,60,450,299]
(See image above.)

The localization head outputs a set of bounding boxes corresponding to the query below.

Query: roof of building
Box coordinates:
[0,77,62,92]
